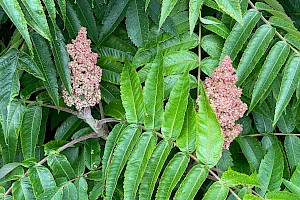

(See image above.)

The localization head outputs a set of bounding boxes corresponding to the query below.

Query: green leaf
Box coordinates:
[283,179,300,195]
[189,0,204,35]
[57,0,66,23]
[217,150,233,172]
[97,0,130,45]
[196,83,223,168]
[62,182,78,200]
[12,177,35,200]
[105,124,141,200]
[244,194,262,200]
[20,104,42,160]
[291,163,300,186]
[159,0,179,29]
[173,165,208,200]
[269,16,300,38]
[31,33,59,108]
[65,2,81,39]
[202,181,228,200]
[265,191,300,200]
[220,9,261,62]
[221,168,260,187]
[120,62,144,124]
[236,137,265,171]
[176,96,196,153]
[258,144,284,196]
[0,163,21,180]
[18,51,45,81]
[47,154,76,180]
[284,135,300,173]
[163,51,199,76]
[236,24,275,86]
[200,57,218,76]
[54,115,83,141]
[202,16,230,39]
[49,22,71,95]
[214,0,243,25]
[0,100,25,163]
[0,0,32,51]
[101,82,121,104]
[42,0,56,25]
[126,0,149,47]
[28,165,57,198]
[277,105,295,134]
[139,140,172,199]
[285,34,300,50]
[162,70,189,140]
[124,132,156,199]
[274,55,300,125]
[84,138,101,170]
[20,0,51,41]
[249,41,290,111]
[74,177,88,200]
[38,188,63,200]
[264,0,285,12]
[201,34,224,58]
[104,99,125,120]
[156,152,189,200]
[144,53,164,131]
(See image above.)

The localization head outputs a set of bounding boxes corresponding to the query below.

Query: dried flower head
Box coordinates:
[62,27,102,110]
[204,56,247,149]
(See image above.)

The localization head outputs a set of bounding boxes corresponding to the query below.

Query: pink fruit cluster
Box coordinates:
[204,56,247,149]
[62,27,102,110]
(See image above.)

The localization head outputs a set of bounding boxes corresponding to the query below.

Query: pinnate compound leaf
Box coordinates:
[20,0,51,41]
[124,132,156,199]
[236,24,275,86]
[0,0,32,51]
[12,177,35,200]
[220,9,261,62]
[220,168,260,187]
[31,33,59,108]
[284,135,300,173]
[274,55,300,125]
[214,0,243,25]
[120,62,145,124]
[47,154,76,180]
[105,125,141,200]
[156,152,189,200]
[249,41,290,111]
[159,0,179,29]
[0,100,25,163]
[28,165,57,198]
[162,70,190,140]
[84,138,101,171]
[258,144,284,196]
[139,140,172,199]
[126,0,149,47]
[173,165,208,200]
[189,0,204,35]
[20,104,42,160]
[144,53,164,131]
[202,181,228,200]
[196,84,223,168]
[176,96,196,153]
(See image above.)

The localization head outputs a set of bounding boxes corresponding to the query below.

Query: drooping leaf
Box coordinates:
[274,55,300,125]
[126,0,149,47]
[162,70,189,140]
[31,33,59,107]
[139,140,172,199]
[0,0,32,51]
[124,132,156,199]
[143,52,164,131]
[202,181,228,200]
[173,165,208,200]
[20,104,42,160]
[54,115,83,141]
[176,96,196,153]
[105,124,141,200]
[156,152,189,200]
[284,135,300,173]
[214,0,243,25]
[28,165,57,198]
[196,83,223,168]
[249,41,290,111]
[220,9,261,62]
[12,177,35,200]
[47,153,76,180]
[189,0,204,35]
[120,62,144,124]
[236,24,275,86]
[258,144,284,196]
[84,138,101,170]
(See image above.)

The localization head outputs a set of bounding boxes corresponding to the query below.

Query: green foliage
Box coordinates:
[1,0,300,199]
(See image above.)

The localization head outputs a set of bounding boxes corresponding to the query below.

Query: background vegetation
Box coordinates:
[0,0,300,199]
